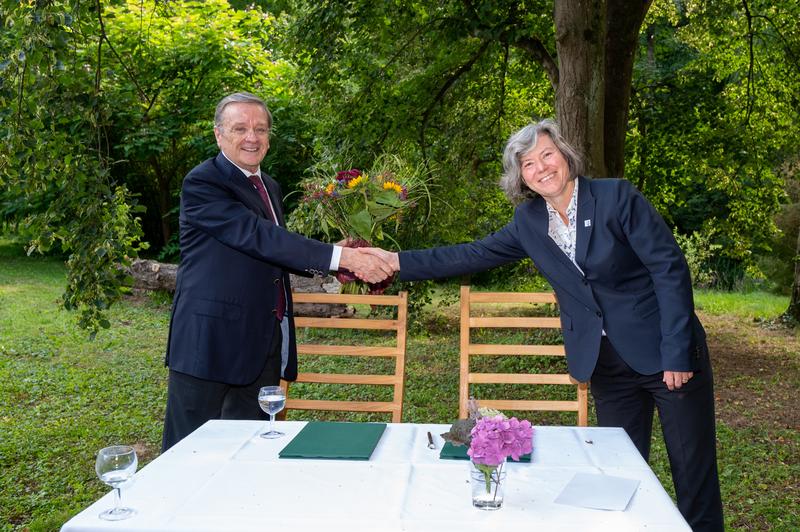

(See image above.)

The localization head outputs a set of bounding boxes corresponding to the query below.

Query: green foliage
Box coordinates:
[629,0,799,285]
[675,229,723,288]
[0,0,148,335]
[99,0,313,248]
[275,0,798,291]
[3,0,800,328]
[58,186,146,335]
[272,0,553,246]
[760,159,800,294]
[0,1,313,331]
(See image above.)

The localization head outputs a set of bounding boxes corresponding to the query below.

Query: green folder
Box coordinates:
[278,421,387,460]
[439,441,531,462]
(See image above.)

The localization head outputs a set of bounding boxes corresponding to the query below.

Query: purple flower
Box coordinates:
[467,415,533,467]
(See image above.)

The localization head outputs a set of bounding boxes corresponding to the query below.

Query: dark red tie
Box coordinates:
[247,174,286,321]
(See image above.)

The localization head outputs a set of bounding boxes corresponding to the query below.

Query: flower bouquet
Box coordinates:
[294,154,431,293]
[442,401,533,510]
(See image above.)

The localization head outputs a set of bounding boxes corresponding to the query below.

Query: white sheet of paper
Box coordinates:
[554,472,640,511]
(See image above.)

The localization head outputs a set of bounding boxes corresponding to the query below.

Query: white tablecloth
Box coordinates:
[61,421,690,531]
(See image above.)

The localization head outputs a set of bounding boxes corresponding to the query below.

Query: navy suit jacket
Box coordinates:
[166,153,333,385]
[400,176,706,382]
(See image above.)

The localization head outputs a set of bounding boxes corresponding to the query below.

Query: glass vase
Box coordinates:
[470,460,506,510]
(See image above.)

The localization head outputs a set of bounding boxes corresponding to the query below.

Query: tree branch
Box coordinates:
[96,0,149,104]
[418,40,492,162]
[487,42,510,147]
[347,16,450,122]
[741,0,755,125]
[509,36,559,91]
[15,55,28,128]
[751,14,800,74]
[95,23,104,160]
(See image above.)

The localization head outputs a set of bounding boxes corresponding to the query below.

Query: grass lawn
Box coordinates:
[1,241,797,530]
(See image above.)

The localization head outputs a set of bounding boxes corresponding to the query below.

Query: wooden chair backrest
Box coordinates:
[459,285,588,426]
[281,291,408,423]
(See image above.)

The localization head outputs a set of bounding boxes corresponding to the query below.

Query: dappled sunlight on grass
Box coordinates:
[694,289,789,319]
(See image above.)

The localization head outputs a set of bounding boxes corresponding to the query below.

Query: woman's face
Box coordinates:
[520,134,573,203]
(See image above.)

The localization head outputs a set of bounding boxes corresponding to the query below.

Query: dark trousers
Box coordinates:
[590,337,724,532]
[161,323,283,452]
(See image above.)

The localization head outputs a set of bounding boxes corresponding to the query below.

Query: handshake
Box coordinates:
[338,247,400,284]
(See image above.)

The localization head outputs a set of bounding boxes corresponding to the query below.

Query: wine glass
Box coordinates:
[95,445,138,521]
[258,385,286,439]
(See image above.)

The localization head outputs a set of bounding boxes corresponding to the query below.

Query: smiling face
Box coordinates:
[519,133,574,206]
[214,102,270,173]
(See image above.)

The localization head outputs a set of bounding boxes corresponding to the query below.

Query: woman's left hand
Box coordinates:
[663,370,694,391]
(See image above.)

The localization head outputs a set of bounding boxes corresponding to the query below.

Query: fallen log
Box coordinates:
[128,259,350,317]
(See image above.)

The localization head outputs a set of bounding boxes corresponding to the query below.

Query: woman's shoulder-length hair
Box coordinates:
[499,119,584,205]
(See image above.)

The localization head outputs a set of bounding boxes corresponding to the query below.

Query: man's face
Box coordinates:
[214,102,270,173]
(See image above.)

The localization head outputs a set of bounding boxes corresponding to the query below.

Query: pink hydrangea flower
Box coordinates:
[467,415,533,467]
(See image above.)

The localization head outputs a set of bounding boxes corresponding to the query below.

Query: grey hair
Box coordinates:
[499,119,584,205]
[214,92,272,129]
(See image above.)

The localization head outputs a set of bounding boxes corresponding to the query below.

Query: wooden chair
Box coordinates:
[459,285,588,426]
[280,291,408,422]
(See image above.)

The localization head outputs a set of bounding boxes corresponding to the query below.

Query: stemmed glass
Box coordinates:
[95,445,138,521]
[258,385,286,439]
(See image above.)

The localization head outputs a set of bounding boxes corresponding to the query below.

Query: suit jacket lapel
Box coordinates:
[574,176,595,270]
[215,153,274,220]
[217,154,267,216]
[529,197,585,279]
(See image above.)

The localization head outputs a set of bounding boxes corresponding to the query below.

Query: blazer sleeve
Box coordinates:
[399,216,528,281]
[180,168,333,275]
[616,180,696,371]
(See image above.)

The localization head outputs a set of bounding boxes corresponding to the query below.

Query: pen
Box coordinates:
[427,431,436,449]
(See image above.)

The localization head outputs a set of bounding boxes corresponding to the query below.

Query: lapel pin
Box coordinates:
[584,219,592,227]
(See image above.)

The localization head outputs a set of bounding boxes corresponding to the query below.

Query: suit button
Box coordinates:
[273,278,280,285]
[272,309,278,316]
[596,311,602,318]
[582,279,588,286]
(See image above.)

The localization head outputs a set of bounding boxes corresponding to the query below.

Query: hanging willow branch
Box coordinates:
[418,39,492,162]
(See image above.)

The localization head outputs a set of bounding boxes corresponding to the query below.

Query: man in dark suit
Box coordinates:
[162,92,392,451]
[364,120,723,531]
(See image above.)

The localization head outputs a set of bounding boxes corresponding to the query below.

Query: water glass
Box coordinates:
[95,445,138,520]
[258,385,286,438]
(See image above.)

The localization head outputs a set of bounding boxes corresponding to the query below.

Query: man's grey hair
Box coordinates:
[214,92,272,129]
[499,119,584,205]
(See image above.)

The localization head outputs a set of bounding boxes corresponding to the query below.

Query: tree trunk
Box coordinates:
[150,156,173,247]
[603,0,653,179]
[553,0,652,179]
[786,225,800,322]
[554,1,607,177]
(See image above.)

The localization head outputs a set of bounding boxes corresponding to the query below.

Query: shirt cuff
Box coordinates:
[329,245,343,271]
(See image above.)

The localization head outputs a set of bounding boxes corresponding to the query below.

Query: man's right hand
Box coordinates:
[338,247,395,283]
[360,248,400,272]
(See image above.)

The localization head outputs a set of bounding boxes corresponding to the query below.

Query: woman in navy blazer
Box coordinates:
[368,120,723,530]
